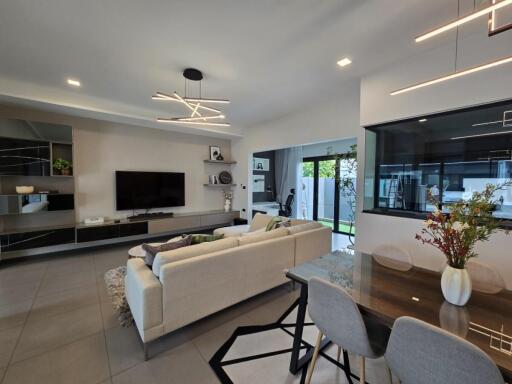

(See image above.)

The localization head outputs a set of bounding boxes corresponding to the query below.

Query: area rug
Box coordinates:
[104,266,133,327]
[209,301,360,384]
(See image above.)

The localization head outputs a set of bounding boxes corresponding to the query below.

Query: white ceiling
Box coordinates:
[0,0,490,137]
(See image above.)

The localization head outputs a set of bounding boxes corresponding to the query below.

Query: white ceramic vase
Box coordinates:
[441,265,472,306]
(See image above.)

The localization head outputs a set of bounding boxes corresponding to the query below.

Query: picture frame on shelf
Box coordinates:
[210,146,221,161]
[253,157,269,171]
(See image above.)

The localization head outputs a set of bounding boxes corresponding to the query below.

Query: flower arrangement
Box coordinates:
[415,182,510,269]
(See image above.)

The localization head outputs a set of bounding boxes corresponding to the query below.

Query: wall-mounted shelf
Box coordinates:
[204,160,237,165]
[203,184,236,188]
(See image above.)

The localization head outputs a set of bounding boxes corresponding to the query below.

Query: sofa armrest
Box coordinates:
[293,227,332,266]
[125,258,163,337]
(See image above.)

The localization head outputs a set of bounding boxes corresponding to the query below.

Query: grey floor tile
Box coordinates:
[37,268,96,297]
[0,326,22,369]
[0,300,32,331]
[45,255,95,277]
[112,342,218,384]
[0,281,39,307]
[29,285,99,322]
[97,279,111,301]
[100,299,120,330]
[12,303,103,363]
[0,267,46,290]
[2,333,110,384]
[105,325,145,375]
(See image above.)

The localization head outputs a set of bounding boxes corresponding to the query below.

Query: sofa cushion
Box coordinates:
[152,237,238,277]
[249,213,273,232]
[265,216,290,231]
[214,224,250,237]
[238,227,288,246]
[290,219,311,226]
[287,221,323,235]
[241,227,265,236]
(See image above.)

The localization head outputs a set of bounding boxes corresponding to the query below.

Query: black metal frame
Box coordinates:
[303,155,352,236]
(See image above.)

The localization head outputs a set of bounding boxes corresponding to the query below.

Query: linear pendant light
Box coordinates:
[154,68,230,128]
[416,0,512,42]
[390,55,512,95]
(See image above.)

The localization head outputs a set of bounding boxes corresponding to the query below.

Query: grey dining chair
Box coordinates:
[305,277,391,384]
[385,316,505,384]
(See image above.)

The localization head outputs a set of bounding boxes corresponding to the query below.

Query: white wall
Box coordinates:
[231,81,360,218]
[302,137,356,158]
[0,105,231,222]
[356,28,512,288]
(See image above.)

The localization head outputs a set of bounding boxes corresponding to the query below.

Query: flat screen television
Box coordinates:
[115,171,185,210]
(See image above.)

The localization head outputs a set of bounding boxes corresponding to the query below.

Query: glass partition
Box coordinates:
[364,98,512,221]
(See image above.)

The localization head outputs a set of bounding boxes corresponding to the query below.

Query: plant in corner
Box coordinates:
[53,158,72,176]
[415,182,511,306]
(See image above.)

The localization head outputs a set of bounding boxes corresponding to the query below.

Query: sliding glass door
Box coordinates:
[301,156,356,235]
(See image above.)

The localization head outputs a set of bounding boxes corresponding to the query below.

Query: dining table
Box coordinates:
[285,250,512,382]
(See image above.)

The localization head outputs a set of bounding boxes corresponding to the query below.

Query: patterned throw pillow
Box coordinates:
[265,216,291,231]
[188,233,224,245]
[142,235,192,266]
[276,220,291,229]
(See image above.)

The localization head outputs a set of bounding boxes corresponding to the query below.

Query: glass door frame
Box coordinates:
[303,155,345,234]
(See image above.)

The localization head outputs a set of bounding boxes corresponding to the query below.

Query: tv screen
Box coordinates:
[115,171,185,210]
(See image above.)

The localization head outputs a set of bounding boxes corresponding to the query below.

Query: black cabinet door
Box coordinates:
[119,222,147,237]
[0,137,51,176]
[76,225,120,243]
[1,228,75,252]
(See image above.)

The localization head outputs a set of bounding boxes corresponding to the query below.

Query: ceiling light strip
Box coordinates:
[415,0,512,42]
[153,92,222,114]
[157,118,230,127]
[451,130,512,140]
[184,97,230,104]
[390,55,512,96]
[178,115,225,121]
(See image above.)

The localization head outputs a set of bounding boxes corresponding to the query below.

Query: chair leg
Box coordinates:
[305,331,323,384]
[337,346,341,362]
[359,356,365,383]
[386,366,393,384]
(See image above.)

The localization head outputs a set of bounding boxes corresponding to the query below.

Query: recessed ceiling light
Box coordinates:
[419,118,427,123]
[337,58,352,67]
[67,79,81,87]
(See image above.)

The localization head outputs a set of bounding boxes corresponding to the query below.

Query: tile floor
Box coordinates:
[0,233,392,384]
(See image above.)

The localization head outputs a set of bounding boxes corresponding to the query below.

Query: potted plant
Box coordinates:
[415,182,510,306]
[53,158,72,176]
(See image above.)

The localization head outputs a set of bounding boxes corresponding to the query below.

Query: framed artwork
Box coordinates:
[253,157,269,171]
[210,146,221,160]
[253,175,265,192]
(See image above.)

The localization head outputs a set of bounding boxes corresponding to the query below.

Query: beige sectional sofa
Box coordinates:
[125,213,331,356]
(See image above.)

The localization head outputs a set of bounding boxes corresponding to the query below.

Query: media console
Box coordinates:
[0,210,240,261]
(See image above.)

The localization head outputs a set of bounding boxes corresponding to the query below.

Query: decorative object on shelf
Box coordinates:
[153,68,230,127]
[216,153,224,161]
[210,146,222,161]
[253,157,269,171]
[53,158,72,176]
[84,217,105,225]
[15,186,34,194]
[392,0,512,95]
[218,171,233,185]
[223,190,233,212]
[209,175,219,185]
[415,181,511,306]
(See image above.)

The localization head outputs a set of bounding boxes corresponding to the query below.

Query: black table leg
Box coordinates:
[289,282,308,374]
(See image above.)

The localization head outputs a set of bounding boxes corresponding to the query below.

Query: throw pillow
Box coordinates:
[142,235,192,266]
[277,220,291,228]
[265,216,283,231]
[187,233,224,245]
